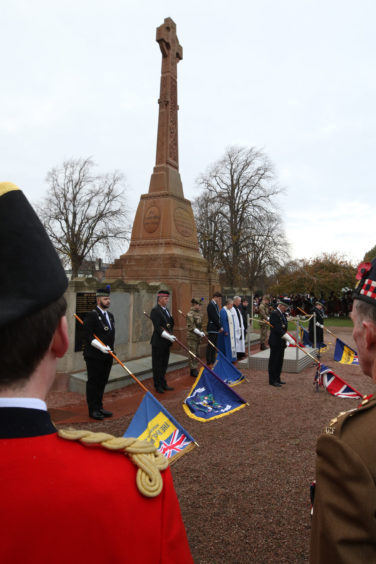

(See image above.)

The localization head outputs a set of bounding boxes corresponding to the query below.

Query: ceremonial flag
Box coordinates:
[212,353,244,386]
[334,338,359,365]
[299,326,313,347]
[124,391,196,462]
[298,326,327,351]
[183,366,247,422]
[318,364,362,399]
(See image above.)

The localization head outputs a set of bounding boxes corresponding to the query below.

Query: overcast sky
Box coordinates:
[1,0,375,265]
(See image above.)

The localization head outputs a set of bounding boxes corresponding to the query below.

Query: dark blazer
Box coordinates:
[83,306,115,359]
[268,308,288,348]
[309,307,324,344]
[150,304,174,349]
[207,300,221,333]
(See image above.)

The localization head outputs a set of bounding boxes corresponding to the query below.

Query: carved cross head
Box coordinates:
[156,17,183,62]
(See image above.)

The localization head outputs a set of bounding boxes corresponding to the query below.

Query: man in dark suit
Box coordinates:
[83,286,115,420]
[268,299,294,387]
[206,291,223,365]
[150,290,176,393]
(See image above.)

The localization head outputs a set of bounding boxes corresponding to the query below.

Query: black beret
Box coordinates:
[0,183,68,328]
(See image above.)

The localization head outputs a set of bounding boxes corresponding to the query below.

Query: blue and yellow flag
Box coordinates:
[212,353,244,386]
[298,326,328,351]
[124,391,196,462]
[334,338,359,365]
[183,366,247,422]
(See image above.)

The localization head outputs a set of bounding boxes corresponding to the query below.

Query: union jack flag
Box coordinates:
[319,364,362,399]
[158,430,192,459]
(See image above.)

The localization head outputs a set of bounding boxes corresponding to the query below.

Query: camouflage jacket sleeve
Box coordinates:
[259,304,269,320]
[186,311,202,333]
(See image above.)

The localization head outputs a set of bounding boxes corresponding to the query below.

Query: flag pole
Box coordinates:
[74,313,149,393]
[250,316,319,364]
[250,316,272,327]
[143,312,248,405]
[297,307,337,338]
[177,309,248,383]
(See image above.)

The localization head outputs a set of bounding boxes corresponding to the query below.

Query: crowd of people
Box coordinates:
[254,292,354,318]
[3,182,376,561]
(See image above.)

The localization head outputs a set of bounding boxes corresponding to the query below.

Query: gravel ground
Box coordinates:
[55,327,374,563]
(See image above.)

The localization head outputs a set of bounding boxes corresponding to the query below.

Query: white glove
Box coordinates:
[282,333,295,345]
[161,330,176,342]
[91,339,111,354]
[316,323,324,329]
[193,328,205,338]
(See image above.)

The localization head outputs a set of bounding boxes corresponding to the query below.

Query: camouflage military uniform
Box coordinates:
[186,307,203,372]
[259,302,270,347]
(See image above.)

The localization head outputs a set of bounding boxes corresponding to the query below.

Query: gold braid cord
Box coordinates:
[57,429,169,498]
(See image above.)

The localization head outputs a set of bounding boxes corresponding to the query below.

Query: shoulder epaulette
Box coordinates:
[58,429,168,497]
[324,395,375,435]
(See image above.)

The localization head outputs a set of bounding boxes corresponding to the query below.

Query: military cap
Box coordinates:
[191,297,202,305]
[277,298,290,306]
[96,286,111,297]
[0,182,68,329]
[354,259,376,306]
[158,290,170,296]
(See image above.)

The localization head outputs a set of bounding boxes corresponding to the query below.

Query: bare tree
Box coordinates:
[194,146,287,287]
[240,212,290,290]
[37,157,129,278]
[192,192,223,272]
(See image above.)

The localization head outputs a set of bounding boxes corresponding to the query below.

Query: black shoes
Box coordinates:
[270,382,282,387]
[279,381,286,385]
[89,409,113,420]
[89,410,105,420]
[100,408,113,417]
[155,384,174,393]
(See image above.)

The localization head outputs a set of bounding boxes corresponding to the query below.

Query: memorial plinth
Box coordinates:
[107,18,219,341]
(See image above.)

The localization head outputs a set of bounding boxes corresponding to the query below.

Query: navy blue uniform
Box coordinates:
[83,306,115,413]
[268,308,288,385]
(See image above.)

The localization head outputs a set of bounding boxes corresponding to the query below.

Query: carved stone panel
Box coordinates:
[143,205,161,233]
[174,206,194,238]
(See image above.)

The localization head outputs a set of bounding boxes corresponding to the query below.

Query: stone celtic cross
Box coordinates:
[155,17,183,170]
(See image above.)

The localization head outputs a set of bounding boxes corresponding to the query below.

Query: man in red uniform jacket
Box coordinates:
[0,182,193,564]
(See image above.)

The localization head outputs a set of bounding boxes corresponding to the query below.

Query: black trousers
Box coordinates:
[268,345,285,384]
[85,356,113,412]
[152,346,170,389]
[206,333,218,364]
